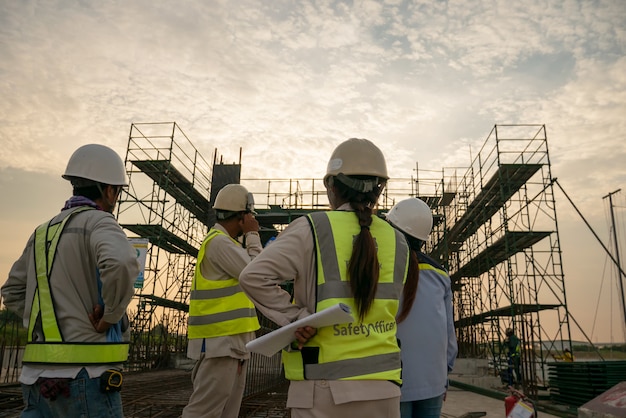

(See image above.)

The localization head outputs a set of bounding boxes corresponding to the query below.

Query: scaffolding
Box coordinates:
[0,121,590,415]
[116,122,287,397]
[239,176,416,243]
[117,122,214,371]
[116,122,572,397]
[420,125,572,394]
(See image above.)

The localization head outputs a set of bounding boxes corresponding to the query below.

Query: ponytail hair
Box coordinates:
[333,176,385,321]
[397,248,419,323]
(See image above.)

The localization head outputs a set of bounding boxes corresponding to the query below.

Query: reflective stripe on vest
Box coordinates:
[23,342,130,365]
[187,229,260,339]
[23,206,130,365]
[282,211,409,382]
[512,339,521,357]
[418,262,448,278]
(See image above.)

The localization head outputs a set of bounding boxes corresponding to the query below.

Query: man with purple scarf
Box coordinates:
[1,143,139,418]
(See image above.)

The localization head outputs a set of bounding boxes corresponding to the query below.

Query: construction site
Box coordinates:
[1,122,625,417]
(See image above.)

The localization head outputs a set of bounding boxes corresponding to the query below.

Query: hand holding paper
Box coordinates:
[246,303,354,357]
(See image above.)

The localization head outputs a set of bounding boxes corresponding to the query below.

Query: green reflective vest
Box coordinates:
[283,211,409,383]
[507,335,521,357]
[187,229,260,339]
[22,206,130,365]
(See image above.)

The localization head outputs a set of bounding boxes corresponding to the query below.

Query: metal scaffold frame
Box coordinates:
[118,122,214,371]
[116,122,285,397]
[421,124,572,395]
[116,122,572,397]
[0,122,603,415]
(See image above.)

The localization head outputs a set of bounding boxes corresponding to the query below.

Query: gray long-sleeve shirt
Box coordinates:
[1,206,139,383]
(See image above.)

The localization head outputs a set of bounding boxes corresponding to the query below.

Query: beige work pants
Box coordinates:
[182,354,247,418]
[290,380,400,418]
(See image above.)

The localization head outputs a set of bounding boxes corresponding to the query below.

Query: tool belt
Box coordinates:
[36,369,123,400]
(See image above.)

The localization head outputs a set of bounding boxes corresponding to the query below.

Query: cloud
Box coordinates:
[0,167,71,282]
[1,0,625,341]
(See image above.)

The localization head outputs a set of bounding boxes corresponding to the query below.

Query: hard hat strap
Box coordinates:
[216,210,237,220]
[335,173,382,193]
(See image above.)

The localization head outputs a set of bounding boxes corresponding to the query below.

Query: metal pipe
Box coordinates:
[603,189,626,334]
[553,179,626,280]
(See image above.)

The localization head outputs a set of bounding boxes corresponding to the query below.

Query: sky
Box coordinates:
[0,0,625,343]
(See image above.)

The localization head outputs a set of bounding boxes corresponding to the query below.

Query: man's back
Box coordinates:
[0,143,139,418]
[2,208,137,343]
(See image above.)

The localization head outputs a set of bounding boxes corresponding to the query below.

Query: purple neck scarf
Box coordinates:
[62,196,103,211]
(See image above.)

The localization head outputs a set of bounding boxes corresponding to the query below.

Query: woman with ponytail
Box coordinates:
[240,138,410,418]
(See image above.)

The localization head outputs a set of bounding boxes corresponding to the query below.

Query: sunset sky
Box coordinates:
[1,0,625,343]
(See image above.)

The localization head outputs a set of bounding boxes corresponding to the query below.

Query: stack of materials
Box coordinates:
[548,361,626,407]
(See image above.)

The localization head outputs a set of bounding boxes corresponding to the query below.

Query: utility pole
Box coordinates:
[603,189,626,337]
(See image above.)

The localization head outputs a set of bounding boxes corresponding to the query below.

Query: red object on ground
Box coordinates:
[505,394,519,416]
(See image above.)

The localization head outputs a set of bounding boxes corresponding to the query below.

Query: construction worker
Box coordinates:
[552,347,574,362]
[1,144,139,417]
[182,184,262,418]
[386,197,458,418]
[240,138,410,418]
[504,327,522,386]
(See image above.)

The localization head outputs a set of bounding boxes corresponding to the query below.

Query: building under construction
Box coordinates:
[1,122,587,415]
[115,122,571,392]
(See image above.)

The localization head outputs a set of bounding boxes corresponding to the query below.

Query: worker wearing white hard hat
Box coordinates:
[385,197,458,418]
[183,183,262,418]
[1,143,138,417]
[240,138,412,417]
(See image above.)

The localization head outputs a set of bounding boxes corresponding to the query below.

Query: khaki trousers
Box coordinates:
[290,380,400,418]
[182,355,247,418]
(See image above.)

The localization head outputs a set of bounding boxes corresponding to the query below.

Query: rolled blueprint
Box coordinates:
[246,303,354,357]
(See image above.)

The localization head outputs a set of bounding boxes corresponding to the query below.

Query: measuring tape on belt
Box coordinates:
[100,369,123,393]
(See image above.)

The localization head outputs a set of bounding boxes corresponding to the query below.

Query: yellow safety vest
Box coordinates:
[22,206,129,365]
[283,211,409,383]
[187,229,260,339]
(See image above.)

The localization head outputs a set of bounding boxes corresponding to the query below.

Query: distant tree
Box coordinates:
[0,308,27,344]
[612,344,626,353]
[0,308,21,322]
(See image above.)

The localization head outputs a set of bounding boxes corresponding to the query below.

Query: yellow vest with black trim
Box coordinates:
[282,211,409,382]
[22,206,130,365]
[187,229,260,339]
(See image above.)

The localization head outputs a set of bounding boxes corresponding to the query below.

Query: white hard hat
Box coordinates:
[213,184,256,215]
[324,138,388,191]
[62,144,128,186]
[385,197,433,241]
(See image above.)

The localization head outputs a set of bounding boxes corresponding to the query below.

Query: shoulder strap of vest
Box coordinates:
[305,213,322,311]
[29,206,95,342]
[417,251,446,271]
[203,228,240,245]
